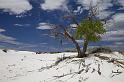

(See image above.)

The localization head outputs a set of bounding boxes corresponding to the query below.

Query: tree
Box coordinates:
[75,18,106,57]
[51,5,106,58]
[75,6,106,57]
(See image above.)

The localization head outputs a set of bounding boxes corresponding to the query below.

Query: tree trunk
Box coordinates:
[64,31,83,58]
[82,39,88,57]
[73,40,82,58]
[69,37,82,58]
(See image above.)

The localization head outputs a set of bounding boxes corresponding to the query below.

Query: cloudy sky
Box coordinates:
[0,0,124,52]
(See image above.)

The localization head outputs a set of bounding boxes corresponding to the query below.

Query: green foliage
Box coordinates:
[75,19,106,42]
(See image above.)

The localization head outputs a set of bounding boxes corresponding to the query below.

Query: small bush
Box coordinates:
[89,47,112,54]
[36,51,42,54]
[49,52,61,54]
[2,49,8,53]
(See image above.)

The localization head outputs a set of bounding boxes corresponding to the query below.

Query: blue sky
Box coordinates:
[0,0,124,52]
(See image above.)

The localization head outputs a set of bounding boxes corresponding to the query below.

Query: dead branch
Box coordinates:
[97,64,101,75]
[95,54,124,69]
[94,54,110,60]
[111,69,123,77]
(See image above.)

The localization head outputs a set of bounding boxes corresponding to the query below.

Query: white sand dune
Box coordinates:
[0,49,124,82]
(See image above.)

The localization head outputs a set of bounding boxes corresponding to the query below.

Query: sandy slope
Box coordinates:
[0,49,124,82]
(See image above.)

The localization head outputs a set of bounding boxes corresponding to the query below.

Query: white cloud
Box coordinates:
[97,11,113,19]
[37,23,53,30]
[114,42,124,45]
[77,0,98,9]
[0,33,37,51]
[118,0,124,7]
[41,0,68,10]
[106,13,124,30]
[76,40,84,43]
[102,13,124,42]
[113,13,124,22]
[40,43,48,45]
[103,31,124,41]
[70,24,77,28]
[0,28,23,45]
[0,34,21,45]
[73,6,83,14]
[77,0,113,19]
[0,33,41,51]
[14,24,30,27]
[14,24,24,27]
[77,0,112,10]
[0,28,5,32]
[0,0,32,14]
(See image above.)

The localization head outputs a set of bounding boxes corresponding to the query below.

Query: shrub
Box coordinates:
[2,49,8,53]
[89,47,112,54]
